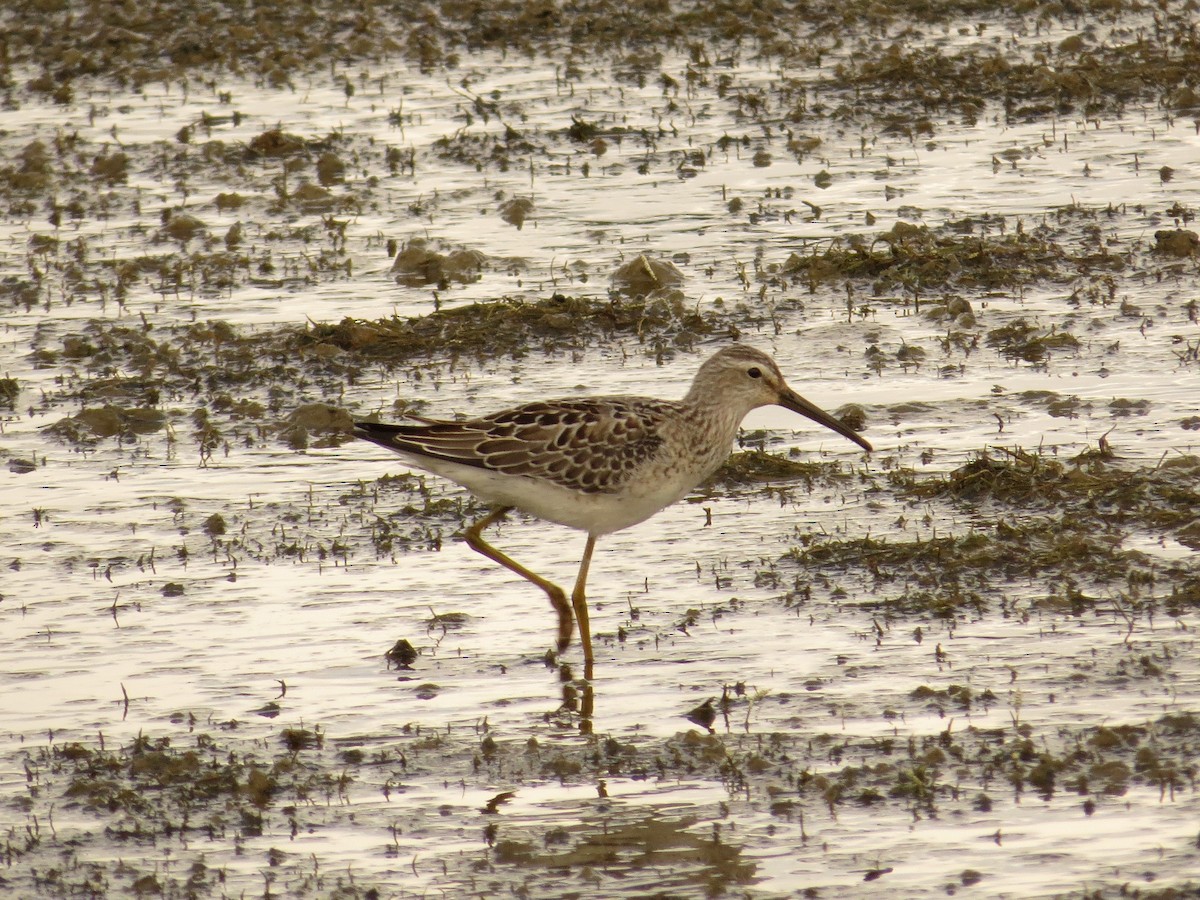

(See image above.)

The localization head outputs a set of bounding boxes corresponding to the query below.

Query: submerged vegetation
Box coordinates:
[300,292,734,363]
[782,446,1200,621]
[9,706,1200,896]
[4,0,1200,124]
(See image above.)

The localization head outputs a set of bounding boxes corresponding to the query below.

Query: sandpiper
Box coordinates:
[355,344,871,673]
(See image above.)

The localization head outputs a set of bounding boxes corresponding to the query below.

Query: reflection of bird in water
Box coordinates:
[355,345,872,676]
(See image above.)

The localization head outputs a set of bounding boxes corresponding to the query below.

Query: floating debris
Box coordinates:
[247,128,307,158]
[986,319,1080,364]
[385,638,419,669]
[0,377,18,409]
[46,406,167,443]
[391,238,487,287]
[159,210,207,244]
[499,196,534,229]
[280,403,355,449]
[611,253,685,298]
[1153,229,1199,257]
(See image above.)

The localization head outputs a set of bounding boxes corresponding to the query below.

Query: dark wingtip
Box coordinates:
[352,420,399,446]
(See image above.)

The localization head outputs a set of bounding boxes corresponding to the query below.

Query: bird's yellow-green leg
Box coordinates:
[571,535,597,680]
[464,506,573,654]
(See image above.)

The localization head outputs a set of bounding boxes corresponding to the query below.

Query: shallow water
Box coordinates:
[2,7,1199,897]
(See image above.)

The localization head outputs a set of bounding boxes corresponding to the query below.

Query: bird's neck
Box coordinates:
[680,391,754,449]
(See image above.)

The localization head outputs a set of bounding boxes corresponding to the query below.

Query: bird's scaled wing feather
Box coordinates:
[356,398,668,494]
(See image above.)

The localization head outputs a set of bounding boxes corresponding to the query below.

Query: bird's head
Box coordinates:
[687,345,872,452]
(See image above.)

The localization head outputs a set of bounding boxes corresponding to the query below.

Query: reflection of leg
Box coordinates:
[571,535,597,679]
[579,680,594,734]
[464,506,572,652]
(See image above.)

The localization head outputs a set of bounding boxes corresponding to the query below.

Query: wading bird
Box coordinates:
[355,344,872,675]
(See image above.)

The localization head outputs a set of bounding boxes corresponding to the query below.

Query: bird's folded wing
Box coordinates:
[355,398,669,494]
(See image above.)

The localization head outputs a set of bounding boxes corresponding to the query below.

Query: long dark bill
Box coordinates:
[779,390,873,452]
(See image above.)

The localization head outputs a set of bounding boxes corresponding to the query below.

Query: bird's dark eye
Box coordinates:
[747,367,762,379]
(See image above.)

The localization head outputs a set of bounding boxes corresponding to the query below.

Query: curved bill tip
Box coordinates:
[780,389,873,452]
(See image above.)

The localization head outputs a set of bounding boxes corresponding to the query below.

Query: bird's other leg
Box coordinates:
[571,535,597,681]
[463,506,573,653]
